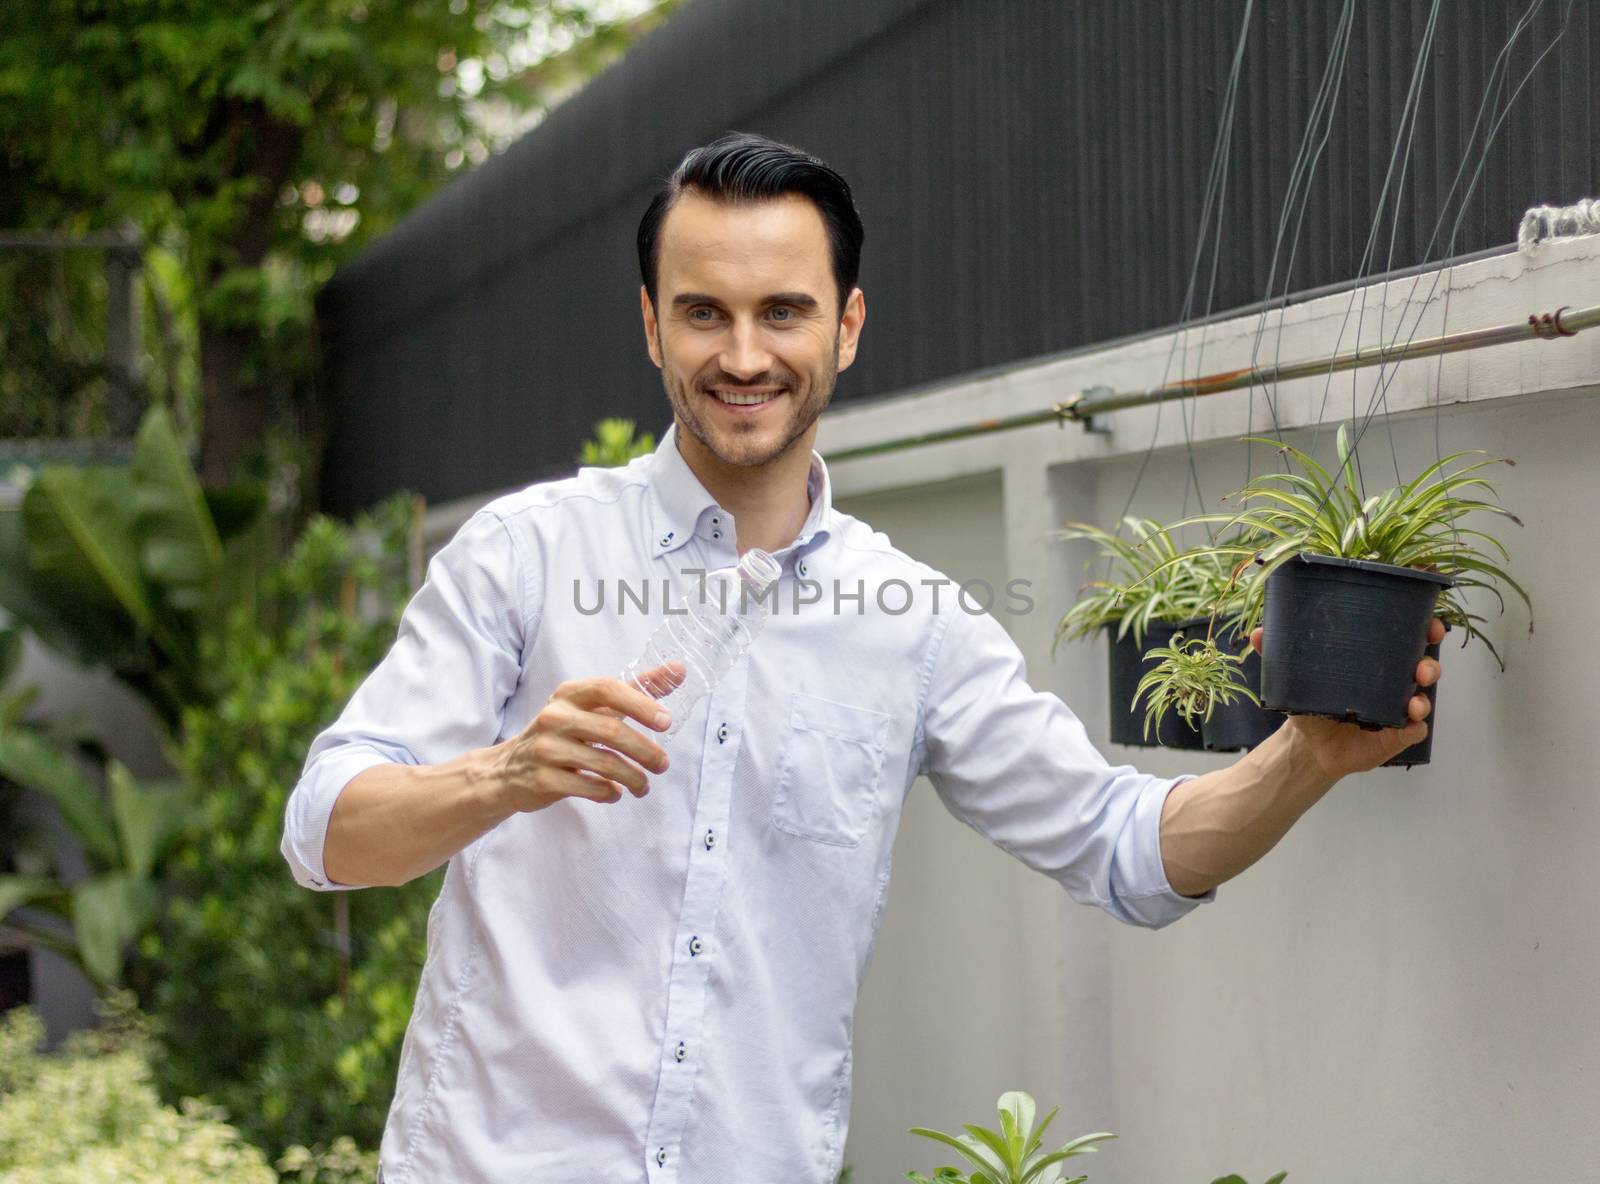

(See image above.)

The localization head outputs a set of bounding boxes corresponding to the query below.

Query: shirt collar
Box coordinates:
[646,422,834,559]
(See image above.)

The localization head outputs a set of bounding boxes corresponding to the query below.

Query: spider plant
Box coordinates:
[907,1091,1114,1184]
[1172,425,1530,667]
[1054,518,1232,650]
[1134,632,1261,740]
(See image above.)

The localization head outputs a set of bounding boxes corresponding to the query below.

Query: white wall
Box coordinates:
[824,236,1600,1182]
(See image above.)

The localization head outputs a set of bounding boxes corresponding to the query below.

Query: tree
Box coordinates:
[0,0,680,490]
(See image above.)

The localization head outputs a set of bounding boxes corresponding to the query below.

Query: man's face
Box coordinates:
[641,191,865,470]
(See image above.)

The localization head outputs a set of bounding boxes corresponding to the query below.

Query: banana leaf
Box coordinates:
[0,727,119,867]
[130,407,223,613]
[71,871,159,986]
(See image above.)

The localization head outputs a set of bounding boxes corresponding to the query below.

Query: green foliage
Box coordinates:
[0,1003,278,1184]
[1054,518,1239,650]
[580,417,657,467]
[146,492,439,1153]
[0,1,681,480]
[906,1091,1115,1184]
[1134,632,1259,739]
[1192,427,1530,664]
[273,1137,379,1184]
[0,718,190,987]
[0,406,267,729]
[1210,1175,1287,1184]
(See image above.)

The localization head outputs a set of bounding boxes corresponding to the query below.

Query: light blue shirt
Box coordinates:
[281,425,1209,1184]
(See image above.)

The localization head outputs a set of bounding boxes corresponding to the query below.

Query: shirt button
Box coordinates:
[689,935,704,956]
[674,1041,687,1062]
[660,532,673,547]
[712,529,721,539]
[798,560,809,577]
[716,723,729,743]
[711,515,721,525]
[656,1147,667,1167]
[704,829,716,850]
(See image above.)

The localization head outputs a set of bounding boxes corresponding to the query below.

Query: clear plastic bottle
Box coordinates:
[620,548,782,738]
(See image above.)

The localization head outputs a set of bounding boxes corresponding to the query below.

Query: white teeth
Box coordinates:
[713,390,776,406]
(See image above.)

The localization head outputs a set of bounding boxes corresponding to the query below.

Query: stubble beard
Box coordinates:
[662,330,840,469]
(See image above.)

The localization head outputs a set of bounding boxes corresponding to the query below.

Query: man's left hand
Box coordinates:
[1249,617,1445,780]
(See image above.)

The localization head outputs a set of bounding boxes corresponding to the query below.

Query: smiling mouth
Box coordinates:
[709,388,781,407]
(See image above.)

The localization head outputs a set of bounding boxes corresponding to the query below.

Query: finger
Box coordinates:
[554,676,674,731]
[1249,627,1264,655]
[1414,655,1441,688]
[1391,719,1428,749]
[539,733,653,796]
[538,764,627,804]
[1407,692,1433,723]
[1428,617,1446,644]
[555,707,670,774]
[625,662,688,699]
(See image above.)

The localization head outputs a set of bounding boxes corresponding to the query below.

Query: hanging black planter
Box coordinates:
[1106,619,1206,750]
[1260,553,1452,730]
[1200,623,1285,752]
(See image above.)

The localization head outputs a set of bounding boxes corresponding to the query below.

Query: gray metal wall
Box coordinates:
[316,0,1597,513]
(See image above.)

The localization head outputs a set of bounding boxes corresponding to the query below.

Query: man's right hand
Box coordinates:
[492,670,678,811]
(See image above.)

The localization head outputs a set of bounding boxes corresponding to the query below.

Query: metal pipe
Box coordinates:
[823,301,1600,462]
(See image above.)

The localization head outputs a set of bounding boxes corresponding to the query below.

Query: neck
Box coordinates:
[674,423,817,555]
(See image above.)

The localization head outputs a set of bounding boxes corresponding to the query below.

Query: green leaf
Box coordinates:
[0,509,144,673]
[998,1091,1035,1150]
[910,1129,1002,1178]
[71,872,159,986]
[0,874,59,919]
[24,465,153,632]
[106,760,189,878]
[962,1125,1014,1174]
[0,727,119,867]
[131,406,225,611]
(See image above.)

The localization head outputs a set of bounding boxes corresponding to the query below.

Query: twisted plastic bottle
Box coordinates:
[620,548,781,739]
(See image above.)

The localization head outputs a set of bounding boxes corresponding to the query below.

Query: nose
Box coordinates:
[718,317,774,382]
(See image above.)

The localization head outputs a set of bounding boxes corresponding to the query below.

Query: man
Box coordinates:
[282,133,1442,1183]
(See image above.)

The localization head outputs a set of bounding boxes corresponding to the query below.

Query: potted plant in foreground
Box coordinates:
[1135,427,1530,765]
[903,1090,1288,1183]
[906,1091,1113,1184]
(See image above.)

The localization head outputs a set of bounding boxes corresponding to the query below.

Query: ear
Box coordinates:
[834,287,866,373]
[640,285,663,368]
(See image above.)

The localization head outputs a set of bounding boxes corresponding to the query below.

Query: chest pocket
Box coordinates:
[770,691,891,847]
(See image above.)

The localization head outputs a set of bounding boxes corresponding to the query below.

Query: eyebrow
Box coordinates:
[671,291,821,310]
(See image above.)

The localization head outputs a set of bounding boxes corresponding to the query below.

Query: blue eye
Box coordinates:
[769,306,792,322]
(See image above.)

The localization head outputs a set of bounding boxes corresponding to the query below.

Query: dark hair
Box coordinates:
[637,131,864,317]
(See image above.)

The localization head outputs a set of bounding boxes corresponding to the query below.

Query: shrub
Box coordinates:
[144,493,440,1153]
[0,1003,277,1184]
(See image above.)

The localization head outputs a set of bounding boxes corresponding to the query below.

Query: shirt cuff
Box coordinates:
[1107,773,1216,929]
[281,745,398,891]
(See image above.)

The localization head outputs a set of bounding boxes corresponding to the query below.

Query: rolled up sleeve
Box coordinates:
[918,605,1213,929]
[280,508,530,891]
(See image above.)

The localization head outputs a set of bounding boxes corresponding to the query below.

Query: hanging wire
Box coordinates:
[1291,0,1572,542]
[1113,0,1256,535]
[1347,0,1569,452]
[1244,0,1358,483]
[1306,0,1444,496]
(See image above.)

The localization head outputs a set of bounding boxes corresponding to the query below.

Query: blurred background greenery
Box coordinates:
[0,2,676,1177]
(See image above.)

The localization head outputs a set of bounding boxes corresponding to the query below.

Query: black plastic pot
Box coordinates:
[1260,553,1452,730]
[1106,619,1207,750]
[1383,642,1440,768]
[1200,624,1285,752]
